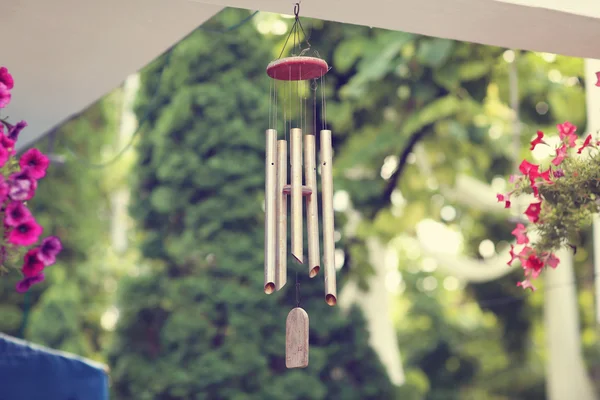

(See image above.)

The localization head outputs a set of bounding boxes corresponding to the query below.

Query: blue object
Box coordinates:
[0,333,109,400]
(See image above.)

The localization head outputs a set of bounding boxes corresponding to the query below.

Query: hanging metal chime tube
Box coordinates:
[276,139,288,290]
[304,134,320,278]
[290,127,303,264]
[264,129,277,294]
[320,129,336,306]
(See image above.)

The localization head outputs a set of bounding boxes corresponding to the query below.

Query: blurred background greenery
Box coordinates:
[1,7,598,400]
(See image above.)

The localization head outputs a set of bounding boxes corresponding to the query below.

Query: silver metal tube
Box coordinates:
[290,128,303,264]
[276,140,288,290]
[264,129,277,294]
[320,129,336,306]
[304,134,320,278]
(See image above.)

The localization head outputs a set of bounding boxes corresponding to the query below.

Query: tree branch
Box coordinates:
[380,127,432,210]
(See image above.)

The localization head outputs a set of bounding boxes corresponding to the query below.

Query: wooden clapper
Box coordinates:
[286,307,309,368]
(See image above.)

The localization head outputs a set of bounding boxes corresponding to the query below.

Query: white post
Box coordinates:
[111,74,139,254]
[544,249,596,400]
[584,58,600,324]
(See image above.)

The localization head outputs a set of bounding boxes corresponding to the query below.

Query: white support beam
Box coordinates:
[191,0,600,59]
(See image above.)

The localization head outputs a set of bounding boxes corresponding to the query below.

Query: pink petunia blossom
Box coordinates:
[4,201,32,227]
[16,273,45,293]
[37,236,62,266]
[496,193,511,208]
[8,218,43,246]
[529,130,546,150]
[0,176,8,204]
[19,148,50,180]
[20,248,45,278]
[525,202,542,223]
[557,122,577,148]
[517,279,536,291]
[8,170,37,201]
[0,134,15,156]
[7,120,27,141]
[577,134,593,154]
[511,223,529,244]
[519,160,539,176]
[523,252,544,279]
[545,253,560,268]
[551,145,568,166]
[0,67,14,90]
[0,82,11,108]
[507,245,518,266]
[0,144,8,168]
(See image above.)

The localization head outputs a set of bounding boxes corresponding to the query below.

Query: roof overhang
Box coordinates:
[196,0,600,60]
[3,0,223,151]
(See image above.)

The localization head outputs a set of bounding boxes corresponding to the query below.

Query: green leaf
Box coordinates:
[416,38,455,67]
[333,37,368,73]
[458,61,491,81]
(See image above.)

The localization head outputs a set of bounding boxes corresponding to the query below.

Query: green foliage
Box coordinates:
[109,9,395,400]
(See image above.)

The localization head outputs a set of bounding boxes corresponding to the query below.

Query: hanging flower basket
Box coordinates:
[0,66,62,292]
[498,72,600,290]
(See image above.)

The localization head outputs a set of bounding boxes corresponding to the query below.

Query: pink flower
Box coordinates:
[8,218,43,246]
[0,82,11,108]
[8,170,37,201]
[16,273,45,293]
[0,176,8,204]
[523,253,544,278]
[511,223,529,244]
[557,122,577,148]
[21,248,45,278]
[529,130,545,150]
[0,67,14,90]
[7,120,27,141]
[551,145,567,166]
[37,236,62,266]
[0,144,8,168]
[596,71,600,87]
[519,160,539,176]
[507,245,518,266]
[496,193,511,208]
[545,253,560,268]
[4,202,32,227]
[0,134,15,156]
[525,202,542,223]
[517,279,536,291]
[577,134,592,154]
[19,148,50,180]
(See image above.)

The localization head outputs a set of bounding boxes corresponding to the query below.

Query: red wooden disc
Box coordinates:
[266,56,329,81]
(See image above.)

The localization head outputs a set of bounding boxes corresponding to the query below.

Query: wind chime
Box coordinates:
[263,3,336,369]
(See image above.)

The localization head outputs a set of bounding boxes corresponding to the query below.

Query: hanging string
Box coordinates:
[323,75,327,130]
[321,77,325,130]
[304,94,308,134]
[295,271,301,308]
[277,3,310,60]
[298,67,302,132]
[312,80,317,135]
[269,78,273,130]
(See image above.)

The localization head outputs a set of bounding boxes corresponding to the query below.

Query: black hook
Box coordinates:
[294,3,300,19]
